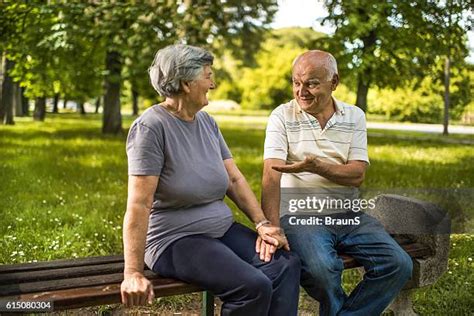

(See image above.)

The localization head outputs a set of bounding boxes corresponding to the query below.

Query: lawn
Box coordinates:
[0,113,473,315]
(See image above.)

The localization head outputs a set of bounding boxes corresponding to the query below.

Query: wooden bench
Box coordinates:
[0,194,450,315]
[0,240,431,315]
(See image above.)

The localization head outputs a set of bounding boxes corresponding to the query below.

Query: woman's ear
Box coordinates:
[181,80,191,94]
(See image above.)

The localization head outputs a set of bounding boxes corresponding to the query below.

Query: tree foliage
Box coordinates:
[0,0,278,131]
[367,62,473,124]
[211,27,325,109]
[320,0,472,113]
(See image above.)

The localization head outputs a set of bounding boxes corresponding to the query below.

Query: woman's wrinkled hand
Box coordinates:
[121,272,155,307]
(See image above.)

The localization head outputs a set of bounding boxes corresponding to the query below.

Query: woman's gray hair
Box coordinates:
[148,44,214,97]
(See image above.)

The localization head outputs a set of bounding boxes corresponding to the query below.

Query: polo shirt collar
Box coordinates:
[333,97,345,116]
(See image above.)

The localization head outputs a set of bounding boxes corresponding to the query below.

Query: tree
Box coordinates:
[15,3,58,121]
[103,50,122,133]
[1,2,68,122]
[33,97,46,121]
[0,58,15,124]
[427,0,472,134]
[320,0,472,114]
[0,2,32,125]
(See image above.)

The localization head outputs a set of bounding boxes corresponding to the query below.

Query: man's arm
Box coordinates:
[272,156,367,187]
[261,158,286,227]
[121,175,158,307]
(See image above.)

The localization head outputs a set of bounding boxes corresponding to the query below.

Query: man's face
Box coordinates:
[292,59,336,114]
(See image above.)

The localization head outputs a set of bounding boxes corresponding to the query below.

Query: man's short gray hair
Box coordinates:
[293,50,338,81]
[321,53,338,81]
[149,44,214,97]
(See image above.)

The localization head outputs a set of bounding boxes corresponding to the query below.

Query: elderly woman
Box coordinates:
[120,44,300,315]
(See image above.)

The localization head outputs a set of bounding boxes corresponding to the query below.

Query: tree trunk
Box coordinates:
[132,88,139,116]
[63,98,68,109]
[0,52,3,102]
[21,87,29,116]
[95,96,101,113]
[103,50,122,134]
[4,92,15,125]
[443,56,450,135]
[14,82,23,117]
[52,93,59,113]
[355,76,370,113]
[78,102,86,115]
[1,58,15,125]
[355,28,377,113]
[33,97,46,121]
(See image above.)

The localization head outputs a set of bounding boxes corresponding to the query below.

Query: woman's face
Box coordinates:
[187,65,215,108]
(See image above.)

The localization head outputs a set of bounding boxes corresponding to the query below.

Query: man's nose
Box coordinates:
[297,85,308,96]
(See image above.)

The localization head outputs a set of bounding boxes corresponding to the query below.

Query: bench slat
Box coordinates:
[0,269,185,297]
[3,278,203,311]
[0,273,121,296]
[0,255,123,274]
[0,262,124,285]
[399,242,432,258]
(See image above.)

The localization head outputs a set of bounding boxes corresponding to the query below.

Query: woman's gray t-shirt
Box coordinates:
[126,105,234,268]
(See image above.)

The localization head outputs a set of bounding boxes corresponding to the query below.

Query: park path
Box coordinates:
[367,122,474,135]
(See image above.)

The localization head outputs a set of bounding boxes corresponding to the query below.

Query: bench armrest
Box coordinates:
[366,194,451,288]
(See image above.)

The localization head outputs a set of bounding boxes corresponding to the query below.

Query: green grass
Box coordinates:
[1,113,473,314]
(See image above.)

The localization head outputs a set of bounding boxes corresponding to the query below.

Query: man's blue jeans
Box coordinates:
[281,212,413,316]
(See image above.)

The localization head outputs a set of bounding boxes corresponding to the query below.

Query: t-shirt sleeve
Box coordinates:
[263,109,288,161]
[348,112,370,163]
[205,112,232,160]
[217,128,232,160]
[213,119,232,160]
[126,121,165,175]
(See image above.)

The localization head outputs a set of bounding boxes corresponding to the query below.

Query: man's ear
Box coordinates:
[181,80,191,94]
[331,74,339,91]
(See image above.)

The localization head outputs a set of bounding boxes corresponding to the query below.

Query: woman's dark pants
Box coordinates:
[152,223,301,316]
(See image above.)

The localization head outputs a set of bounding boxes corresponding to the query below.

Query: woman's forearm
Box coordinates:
[227,176,267,224]
[224,159,266,224]
[123,175,159,276]
[123,204,150,276]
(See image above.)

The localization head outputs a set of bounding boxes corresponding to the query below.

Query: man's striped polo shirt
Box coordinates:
[264,98,369,190]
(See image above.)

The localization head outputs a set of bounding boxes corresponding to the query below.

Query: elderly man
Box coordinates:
[260,50,413,316]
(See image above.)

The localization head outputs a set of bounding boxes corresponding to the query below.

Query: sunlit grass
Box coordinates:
[1,112,473,314]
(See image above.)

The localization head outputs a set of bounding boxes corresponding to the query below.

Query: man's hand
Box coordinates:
[255,225,290,262]
[272,155,318,173]
[121,272,155,307]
